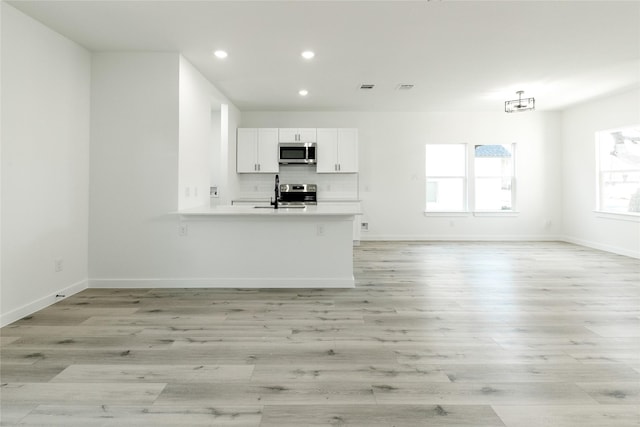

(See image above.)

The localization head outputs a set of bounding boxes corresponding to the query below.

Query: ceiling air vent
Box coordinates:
[359,84,375,90]
[396,84,414,90]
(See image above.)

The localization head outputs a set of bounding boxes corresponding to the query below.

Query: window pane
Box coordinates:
[475,145,513,177]
[474,144,515,211]
[475,177,513,211]
[596,127,640,214]
[426,144,465,176]
[600,171,640,213]
[426,178,465,211]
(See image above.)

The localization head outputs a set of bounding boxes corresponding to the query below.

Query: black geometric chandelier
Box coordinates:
[505,90,535,113]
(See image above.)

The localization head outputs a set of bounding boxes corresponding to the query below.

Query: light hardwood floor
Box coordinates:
[1,241,639,426]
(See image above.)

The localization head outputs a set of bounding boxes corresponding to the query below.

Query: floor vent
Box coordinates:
[360,84,375,90]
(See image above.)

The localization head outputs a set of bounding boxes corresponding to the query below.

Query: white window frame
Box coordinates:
[425,143,518,215]
[595,126,640,219]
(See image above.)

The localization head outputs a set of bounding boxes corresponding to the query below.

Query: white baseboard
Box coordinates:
[561,236,640,259]
[89,277,355,289]
[0,279,88,328]
[361,234,563,242]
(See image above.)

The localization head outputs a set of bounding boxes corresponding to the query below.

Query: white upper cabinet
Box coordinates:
[336,128,358,173]
[316,128,358,173]
[237,128,279,173]
[279,128,317,143]
[316,128,338,173]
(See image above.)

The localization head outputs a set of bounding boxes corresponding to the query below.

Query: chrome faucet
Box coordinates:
[270,174,279,209]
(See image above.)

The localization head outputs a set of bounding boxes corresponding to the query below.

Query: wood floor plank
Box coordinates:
[0,363,67,382]
[576,382,640,404]
[493,404,640,427]
[3,335,177,350]
[371,381,597,405]
[437,363,640,383]
[249,363,450,383]
[50,364,254,383]
[0,383,166,405]
[260,404,504,427]
[15,405,263,426]
[154,382,377,405]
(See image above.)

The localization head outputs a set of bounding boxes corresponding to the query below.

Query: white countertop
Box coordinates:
[231,198,361,204]
[178,204,361,217]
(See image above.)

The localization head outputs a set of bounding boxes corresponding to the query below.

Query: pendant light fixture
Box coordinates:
[505,90,535,113]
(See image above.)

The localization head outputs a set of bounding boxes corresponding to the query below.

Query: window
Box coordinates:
[596,126,640,215]
[474,144,515,211]
[425,144,466,211]
[425,143,516,213]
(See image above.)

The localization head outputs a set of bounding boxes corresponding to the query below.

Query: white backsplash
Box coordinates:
[237,165,359,201]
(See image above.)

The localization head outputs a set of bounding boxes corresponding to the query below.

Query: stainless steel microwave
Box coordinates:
[278,143,317,165]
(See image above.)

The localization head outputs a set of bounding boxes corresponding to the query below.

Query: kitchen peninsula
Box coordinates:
[177,204,361,288]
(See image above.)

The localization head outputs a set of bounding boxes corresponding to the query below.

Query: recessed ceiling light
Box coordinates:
[301,51,315,60]
[213,50,228,59]
[299,89,309,96]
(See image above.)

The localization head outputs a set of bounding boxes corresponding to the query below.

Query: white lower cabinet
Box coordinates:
[237,128,279,173]
[316,128,358,173]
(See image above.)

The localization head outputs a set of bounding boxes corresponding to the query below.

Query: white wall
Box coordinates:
[561,89,640,258]
[1,3,91,326]
[89,52,180,280]
[241,111,563,241]
[178,57,212,209]
[89,52,246,285]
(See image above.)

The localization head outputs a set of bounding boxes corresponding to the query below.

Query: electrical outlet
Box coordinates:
[178,223,188,236]
[361,222,369,232]
[54,258,63,272]
[210,186,219,198]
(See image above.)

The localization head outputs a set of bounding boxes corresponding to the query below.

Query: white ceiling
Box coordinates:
[7,0,640,112]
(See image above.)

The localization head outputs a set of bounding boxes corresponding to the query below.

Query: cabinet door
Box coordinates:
[336,128,358,173]
[278,128,298,142]
[297,128,317,142]
[237,128,258,173]
[316,128,338,173]
[256,128,279,173]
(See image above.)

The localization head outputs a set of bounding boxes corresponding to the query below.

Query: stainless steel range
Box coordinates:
[279,184,317,206]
